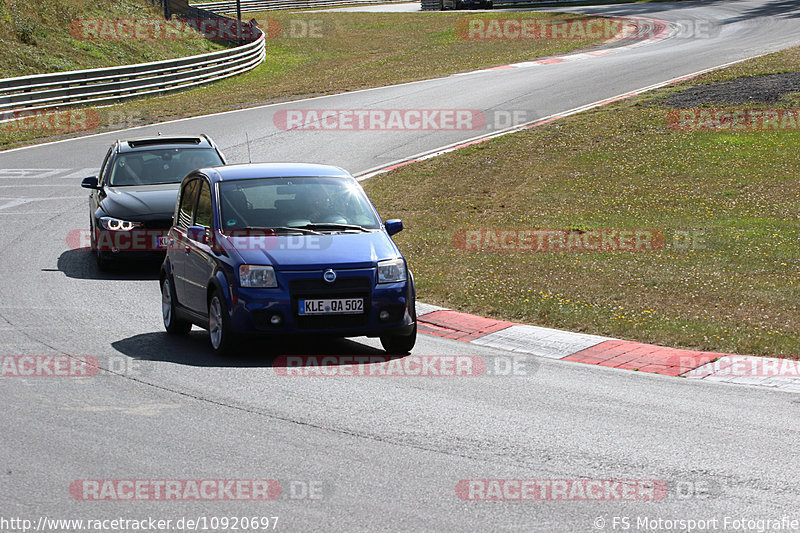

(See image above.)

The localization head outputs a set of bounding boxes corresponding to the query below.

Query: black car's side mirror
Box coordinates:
[385,219,403,236]
[81,176,99,190]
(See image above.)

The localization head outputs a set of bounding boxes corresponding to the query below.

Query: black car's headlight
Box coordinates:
[99,216,142,231]
[377,258,407,284]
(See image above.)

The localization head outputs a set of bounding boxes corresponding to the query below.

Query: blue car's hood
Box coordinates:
[226,231,399,270]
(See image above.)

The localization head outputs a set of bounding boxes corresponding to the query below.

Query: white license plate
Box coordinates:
[299,298,364,315]
[153,235,169,249]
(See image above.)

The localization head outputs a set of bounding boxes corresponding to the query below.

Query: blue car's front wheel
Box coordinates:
[208,291,237,355]
[380,322,417,355]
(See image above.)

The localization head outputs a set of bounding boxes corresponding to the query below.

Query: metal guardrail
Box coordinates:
[192,0,411,14]
[0,14,265,118]
[422,0,574,10]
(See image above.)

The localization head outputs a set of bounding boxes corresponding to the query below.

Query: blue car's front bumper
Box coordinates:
[228,267,415,337]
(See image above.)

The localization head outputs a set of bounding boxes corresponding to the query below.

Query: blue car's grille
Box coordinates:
[290,278,371,292]
[289,276,371,330]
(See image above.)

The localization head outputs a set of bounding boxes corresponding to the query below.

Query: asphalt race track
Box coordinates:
[1,1,800,531]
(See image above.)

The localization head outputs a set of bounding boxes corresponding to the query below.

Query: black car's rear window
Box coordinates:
[108,148,222,187]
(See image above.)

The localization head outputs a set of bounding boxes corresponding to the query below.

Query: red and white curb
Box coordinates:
[415,303,800,393]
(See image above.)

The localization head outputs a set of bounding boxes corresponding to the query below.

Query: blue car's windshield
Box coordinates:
[109,148,223,186]
[219,177,381,232]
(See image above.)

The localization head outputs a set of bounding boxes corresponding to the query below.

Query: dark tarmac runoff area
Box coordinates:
[663,71,800,107]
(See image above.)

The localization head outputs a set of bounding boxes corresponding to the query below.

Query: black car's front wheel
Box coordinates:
[95,249,112,271]
[161,277,191,335]
[90,221,112,271]
[208,290,236,355]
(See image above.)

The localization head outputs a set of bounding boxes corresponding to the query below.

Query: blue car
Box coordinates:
[160,163,417,355]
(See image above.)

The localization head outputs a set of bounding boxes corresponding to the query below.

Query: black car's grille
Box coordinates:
[290,276,371,330]
[142,219,173,230]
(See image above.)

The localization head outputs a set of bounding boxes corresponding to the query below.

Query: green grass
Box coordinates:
[362,45,800,358]
[0,0,224,77]
[0,10,607,147]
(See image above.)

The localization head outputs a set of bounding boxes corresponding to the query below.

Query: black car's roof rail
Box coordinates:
[200,133,215,149]
[127,137,202,148]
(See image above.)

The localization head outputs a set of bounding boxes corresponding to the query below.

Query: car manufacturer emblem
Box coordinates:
[323,269,337,283]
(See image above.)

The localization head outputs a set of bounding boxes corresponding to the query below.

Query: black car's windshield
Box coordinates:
[108,148,223,186]
[219,176,381,232]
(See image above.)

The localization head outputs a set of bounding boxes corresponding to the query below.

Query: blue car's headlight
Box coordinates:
[99,216,142,231]
[239,265,277,288]
[377,258,407,284]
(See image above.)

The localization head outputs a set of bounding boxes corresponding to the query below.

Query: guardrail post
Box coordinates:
[237,0,244,43]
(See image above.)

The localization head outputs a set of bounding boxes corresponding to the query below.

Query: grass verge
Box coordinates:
[0,0,223,77]
[0,11,607,148]
[363,46,800,357]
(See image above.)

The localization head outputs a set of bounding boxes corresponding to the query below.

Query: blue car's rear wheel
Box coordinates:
[208,290,236,355]
[161,277,191,335]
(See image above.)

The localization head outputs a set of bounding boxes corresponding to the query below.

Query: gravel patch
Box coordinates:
[663,72,800,107]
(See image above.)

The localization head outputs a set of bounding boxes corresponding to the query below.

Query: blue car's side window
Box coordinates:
[177,179,201,229]
[195,181,213,229]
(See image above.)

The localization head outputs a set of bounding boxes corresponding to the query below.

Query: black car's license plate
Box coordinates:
[153,235,169,249]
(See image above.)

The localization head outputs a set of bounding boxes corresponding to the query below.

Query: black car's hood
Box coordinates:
[100,183,179,221]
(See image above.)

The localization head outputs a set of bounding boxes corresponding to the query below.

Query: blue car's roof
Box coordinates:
[204,163,352,182]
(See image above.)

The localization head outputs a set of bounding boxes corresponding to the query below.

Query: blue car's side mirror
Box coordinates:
[187,225,209,244]
[81,176,99,189]
[385,219,403,236]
